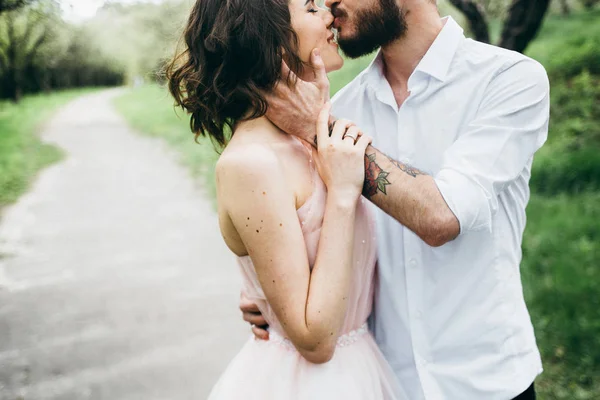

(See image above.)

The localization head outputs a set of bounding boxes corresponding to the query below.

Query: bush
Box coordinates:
[530,71,600,194]
[544,36,600,78]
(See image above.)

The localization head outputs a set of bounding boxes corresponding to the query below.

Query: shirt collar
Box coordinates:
[361,16,464,89]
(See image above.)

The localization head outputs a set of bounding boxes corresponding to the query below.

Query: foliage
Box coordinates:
[526,8,600,79]
[0,88,97,206]
[0,0,33,14]
[0,0,125,100]
[531,71,600,194]
[83,0,191,83]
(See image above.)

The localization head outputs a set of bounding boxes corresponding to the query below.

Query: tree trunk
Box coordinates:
[5,14,21,102]
[559,0,571,15]
[448,0,490,43]
[499,0,551,53]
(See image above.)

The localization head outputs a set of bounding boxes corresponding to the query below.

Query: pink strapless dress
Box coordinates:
[208,139,408,400]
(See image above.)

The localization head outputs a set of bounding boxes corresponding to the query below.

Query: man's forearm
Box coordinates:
[362,145,460,247]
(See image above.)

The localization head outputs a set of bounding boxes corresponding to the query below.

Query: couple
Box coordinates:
[168,0,550,399]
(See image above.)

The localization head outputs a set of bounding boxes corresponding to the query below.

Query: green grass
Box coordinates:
[522,193,600,399]
[328,54,376,96]
[113,85,220,202]
[114,9,600,399]
[0,88,98,208]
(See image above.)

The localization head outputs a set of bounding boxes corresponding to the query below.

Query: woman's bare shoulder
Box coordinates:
[216,140,281,184]
[216,124,299,184]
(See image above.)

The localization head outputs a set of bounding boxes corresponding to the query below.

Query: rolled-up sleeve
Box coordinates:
[435,59,550,234]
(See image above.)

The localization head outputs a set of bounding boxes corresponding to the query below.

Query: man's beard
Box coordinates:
[335,0,407,59]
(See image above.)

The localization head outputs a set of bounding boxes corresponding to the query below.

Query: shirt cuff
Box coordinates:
[434,168,493,235]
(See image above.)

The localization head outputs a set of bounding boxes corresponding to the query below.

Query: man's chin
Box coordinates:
[339,40,379,59]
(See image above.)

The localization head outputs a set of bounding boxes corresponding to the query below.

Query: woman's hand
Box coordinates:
[314,102,373,204]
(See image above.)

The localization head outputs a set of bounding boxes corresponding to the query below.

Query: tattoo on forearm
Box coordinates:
[363,152,427,198]
[384,153,426,178]
[363,153,391,197]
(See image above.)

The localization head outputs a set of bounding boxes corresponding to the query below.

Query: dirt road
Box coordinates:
[0,89,248,400]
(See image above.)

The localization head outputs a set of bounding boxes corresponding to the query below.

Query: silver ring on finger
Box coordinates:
[343,133,357,142]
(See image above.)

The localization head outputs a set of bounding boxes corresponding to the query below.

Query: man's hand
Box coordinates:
[265,48,330,145]
[240,293,269,340]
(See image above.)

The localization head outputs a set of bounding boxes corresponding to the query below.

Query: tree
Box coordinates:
[558,0,571,15]
[448,0,490,42]
[581,0,600,9]
[449,0,551,53]
[0,0,32,14]
[0,2,57,101]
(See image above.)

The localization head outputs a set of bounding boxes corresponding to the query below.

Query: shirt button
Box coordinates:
[408,258,418,268]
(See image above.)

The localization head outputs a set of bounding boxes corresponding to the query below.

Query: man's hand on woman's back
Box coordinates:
[240,293,269,340]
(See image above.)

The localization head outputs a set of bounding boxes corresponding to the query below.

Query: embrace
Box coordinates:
[167,0,549,399]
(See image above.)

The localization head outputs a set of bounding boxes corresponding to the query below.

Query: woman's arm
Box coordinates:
[219,106,371,363]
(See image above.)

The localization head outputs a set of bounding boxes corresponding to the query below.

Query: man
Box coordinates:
[241,0,549,398]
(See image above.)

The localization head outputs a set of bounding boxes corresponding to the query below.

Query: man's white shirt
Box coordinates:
[331,16,549,400]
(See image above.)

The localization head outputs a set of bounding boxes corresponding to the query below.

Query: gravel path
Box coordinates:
[0,89,248,400]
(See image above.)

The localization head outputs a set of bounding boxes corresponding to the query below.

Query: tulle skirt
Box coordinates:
[207,325,408,400]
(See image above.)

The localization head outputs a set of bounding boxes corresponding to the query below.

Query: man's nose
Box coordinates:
[322,8,334,25]
[324,0,339,9]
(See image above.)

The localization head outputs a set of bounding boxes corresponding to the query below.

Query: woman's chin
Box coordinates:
[324,55,344,73]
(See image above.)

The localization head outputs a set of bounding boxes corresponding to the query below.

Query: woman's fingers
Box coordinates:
[343,126,361,143]
[355,133,373,152]
[330,119,355,141]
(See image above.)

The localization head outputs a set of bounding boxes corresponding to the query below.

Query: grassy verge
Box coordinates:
[113,85,220,202]
[0,88,98,209]
[522,192,600,399]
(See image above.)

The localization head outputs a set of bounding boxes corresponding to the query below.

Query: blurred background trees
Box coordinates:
[0,0,195,102]
[449,0,551,52]
[0,0,127,102]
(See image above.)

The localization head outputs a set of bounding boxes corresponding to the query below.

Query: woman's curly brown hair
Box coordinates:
[167,0,305,148]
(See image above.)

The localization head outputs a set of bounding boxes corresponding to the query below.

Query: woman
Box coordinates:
[167,0,407,398]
